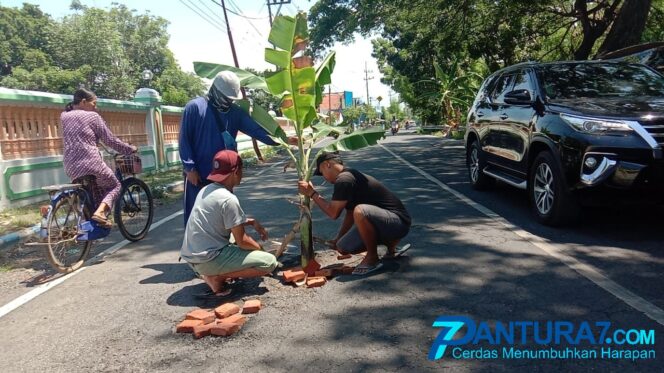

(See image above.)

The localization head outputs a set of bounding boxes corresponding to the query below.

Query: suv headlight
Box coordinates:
[560,114,633,133]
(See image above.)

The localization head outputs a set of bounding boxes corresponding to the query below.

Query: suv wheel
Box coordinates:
[528,151,578,226]
[467,140,494,190]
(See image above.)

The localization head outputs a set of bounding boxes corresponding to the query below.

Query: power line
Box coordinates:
[179,0,227,34]
[198,0,225,20]
[186,0,227,28]
[224,6,269,20]
[227,0,265,38]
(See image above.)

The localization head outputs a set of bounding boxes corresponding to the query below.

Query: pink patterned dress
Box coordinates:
[61,110,134,208]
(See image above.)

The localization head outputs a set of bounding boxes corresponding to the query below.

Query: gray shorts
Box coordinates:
[189,244,278,276]
[336,204,410,254]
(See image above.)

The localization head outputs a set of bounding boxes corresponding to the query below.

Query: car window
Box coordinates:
[491,74,516,103]
[538,63,664,100]
[512,70,533,94]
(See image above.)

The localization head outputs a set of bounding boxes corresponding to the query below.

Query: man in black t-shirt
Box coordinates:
[298,152,411,275]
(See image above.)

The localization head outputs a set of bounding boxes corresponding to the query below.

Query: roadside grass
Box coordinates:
[0,147,287,236]
[0,264,12,272]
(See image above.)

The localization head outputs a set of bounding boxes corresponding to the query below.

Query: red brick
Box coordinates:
[314,269,334,278]
[185,309,216,324]
[192,322,216,339]
[176,319,203,333]
[282,269,306,283]
[340,265,355,275]
[211,322,241,337]
[214,303,241,319]
[220,313,247,326]
[242,299,262,314]
[303,259,321,275]
[337,253,352,260]
[306,276,327,288]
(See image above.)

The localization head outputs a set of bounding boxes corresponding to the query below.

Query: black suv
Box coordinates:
[465,61,664,225]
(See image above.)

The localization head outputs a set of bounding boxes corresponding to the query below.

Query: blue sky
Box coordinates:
[0,0,394,107]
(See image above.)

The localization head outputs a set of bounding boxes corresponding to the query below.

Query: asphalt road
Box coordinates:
[0,132,662,372]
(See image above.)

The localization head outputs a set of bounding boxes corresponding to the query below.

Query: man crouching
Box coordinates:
[181,150,277,297]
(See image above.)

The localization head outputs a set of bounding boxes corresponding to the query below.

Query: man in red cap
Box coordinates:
[180,150,277,297]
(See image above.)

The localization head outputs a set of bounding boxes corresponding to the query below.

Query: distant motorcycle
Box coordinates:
[391,126,399,135]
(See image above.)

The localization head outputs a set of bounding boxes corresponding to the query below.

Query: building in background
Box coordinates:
[319,91,353,122]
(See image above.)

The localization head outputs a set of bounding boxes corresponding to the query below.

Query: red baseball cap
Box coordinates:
[207,150,242,183]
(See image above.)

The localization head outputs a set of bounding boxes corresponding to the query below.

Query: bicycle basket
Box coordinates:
[116,154,142,174]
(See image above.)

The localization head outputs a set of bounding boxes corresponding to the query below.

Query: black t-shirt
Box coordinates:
[331,168,411,226]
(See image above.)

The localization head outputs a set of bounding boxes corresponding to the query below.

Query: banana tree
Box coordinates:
[417,59,482,129]
[194,13,384,274]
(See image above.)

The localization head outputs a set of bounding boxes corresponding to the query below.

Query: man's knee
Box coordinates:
[353,205,367,220]
[253,252,278,273]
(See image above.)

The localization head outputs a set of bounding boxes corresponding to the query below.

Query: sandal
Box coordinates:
[193,287,233,300]
[91,213,112,228]
[384,244,412,259]
[352,262,384,276]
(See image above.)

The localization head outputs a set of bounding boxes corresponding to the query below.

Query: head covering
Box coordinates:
[314,151,342,176]
[211,71,242,100]
[207,150,242,183]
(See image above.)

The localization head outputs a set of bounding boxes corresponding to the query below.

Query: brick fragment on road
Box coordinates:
[306,276,327,288]
[185,309,216,324]
[314,269,334,278]
[176,319,204,333]
[220,313,247,326]
[211,322,241,337]
[282,269,306,283]
[340,265,355,275]
[242,299,262,314]
[192,323,216,339]
[214,303,241,319]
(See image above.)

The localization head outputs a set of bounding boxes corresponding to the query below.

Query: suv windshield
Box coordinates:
[537,63,664,100]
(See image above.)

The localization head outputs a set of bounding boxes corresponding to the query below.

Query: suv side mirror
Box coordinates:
[504,89,533,105]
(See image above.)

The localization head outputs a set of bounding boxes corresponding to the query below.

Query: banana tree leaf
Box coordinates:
[314,51,336,107]
[315,126,385,158]
[265,49,290,69]
[268,15,297,51]
[193,62,268,92]
[236,99,288,142]
[312,123,347,140]
[265,70,293,96]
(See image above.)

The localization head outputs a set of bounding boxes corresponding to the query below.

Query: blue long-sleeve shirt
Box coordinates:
[178,96,277,180]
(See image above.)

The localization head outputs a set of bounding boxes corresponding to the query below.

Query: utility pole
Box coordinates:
[267,0,291,26]
[363,61,373,106]
[328,85,332,124]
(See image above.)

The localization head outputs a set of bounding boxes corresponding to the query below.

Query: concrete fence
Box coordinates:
[0,87,291,210]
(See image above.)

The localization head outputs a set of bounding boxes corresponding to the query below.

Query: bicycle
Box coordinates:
[39,152,154,273]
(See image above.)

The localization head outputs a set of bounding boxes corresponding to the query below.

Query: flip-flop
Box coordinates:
[193,287,233,300]
[352,262,384,276]
[384,243,411,259]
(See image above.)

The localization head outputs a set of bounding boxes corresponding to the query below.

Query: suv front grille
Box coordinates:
[639,119,664,147]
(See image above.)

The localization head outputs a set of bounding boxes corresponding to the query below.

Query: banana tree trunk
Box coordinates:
[299,197,317,274]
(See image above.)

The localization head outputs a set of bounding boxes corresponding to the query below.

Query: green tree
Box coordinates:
[308,0,664,124]
[0,3,203,105]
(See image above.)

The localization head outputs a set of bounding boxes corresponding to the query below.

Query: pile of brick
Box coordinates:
[176,299,262,339]
[282,260,354,288]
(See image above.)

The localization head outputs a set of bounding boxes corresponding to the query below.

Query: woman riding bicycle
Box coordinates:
[61,88,137,228]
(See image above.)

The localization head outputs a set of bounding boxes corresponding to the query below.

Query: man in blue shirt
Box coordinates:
[179,71,279,225]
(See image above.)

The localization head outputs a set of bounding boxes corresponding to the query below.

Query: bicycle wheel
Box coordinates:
[45,195,92,273]
[114,177,154,241]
